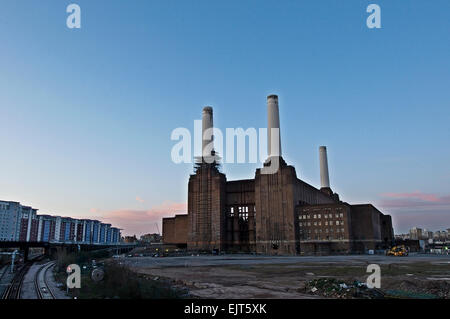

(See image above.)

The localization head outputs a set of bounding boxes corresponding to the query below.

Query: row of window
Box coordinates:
[299,213,344,220]
[300,220,344,227]
[300,236,346,241]
[230,206,253,213]
[300,228,346,234]
[229,206,254,218]
[304,207,344,211]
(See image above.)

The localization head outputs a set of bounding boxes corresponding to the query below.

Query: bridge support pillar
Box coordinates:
[23,246,29,262]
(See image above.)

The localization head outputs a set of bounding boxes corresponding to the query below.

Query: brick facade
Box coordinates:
[163,157,394,255]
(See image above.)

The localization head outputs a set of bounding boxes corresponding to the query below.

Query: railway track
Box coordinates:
[1,255,45,299]
[0,264,9,281]
[1,262,32,299]
[34,262,56,299]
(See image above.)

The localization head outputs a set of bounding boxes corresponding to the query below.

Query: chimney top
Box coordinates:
[203,106,213,113]
[267,94,278,100]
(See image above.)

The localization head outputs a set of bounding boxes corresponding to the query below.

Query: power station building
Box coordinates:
[163,95,394,255]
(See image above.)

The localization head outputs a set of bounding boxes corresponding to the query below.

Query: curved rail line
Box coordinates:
[2,262,31,299]
[34,262,56,299]
[1,255,44,299]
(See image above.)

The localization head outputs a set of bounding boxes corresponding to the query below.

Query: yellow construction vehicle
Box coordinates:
[386,245,409,256]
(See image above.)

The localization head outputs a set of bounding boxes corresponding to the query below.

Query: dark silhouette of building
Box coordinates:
[163,95,394,255]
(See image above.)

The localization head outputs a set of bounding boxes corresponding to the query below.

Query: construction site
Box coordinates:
[121,253,450,299]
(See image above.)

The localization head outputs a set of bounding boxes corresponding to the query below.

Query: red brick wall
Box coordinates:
[163,214,188,245]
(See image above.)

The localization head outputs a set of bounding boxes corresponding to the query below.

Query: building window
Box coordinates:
[239,212,248,221]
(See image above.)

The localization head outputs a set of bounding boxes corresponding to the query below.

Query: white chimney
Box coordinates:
[267,95,282,157]
[202,106,214,160]
[319,146,330,189]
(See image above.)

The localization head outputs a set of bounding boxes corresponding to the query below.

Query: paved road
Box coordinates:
[122,253,450,268]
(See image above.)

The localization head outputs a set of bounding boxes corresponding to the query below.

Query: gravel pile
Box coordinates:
[304,277,449,299]
[304,278,385,299]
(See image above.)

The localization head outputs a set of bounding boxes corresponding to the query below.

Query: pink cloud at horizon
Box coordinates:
[135,196,145,203]
[381,191,441,202]
[93,201,187,236]
[376,191,450,233]
[378,191,450,209]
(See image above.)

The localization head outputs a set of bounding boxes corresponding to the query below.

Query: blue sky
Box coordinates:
[0,1,449,235]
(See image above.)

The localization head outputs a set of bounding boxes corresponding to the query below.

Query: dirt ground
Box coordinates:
[122,254,450,299]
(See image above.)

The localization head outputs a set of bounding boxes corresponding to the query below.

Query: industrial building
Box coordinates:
[162,214,188,247]
[163,95,394,255]
[0,200,121,244]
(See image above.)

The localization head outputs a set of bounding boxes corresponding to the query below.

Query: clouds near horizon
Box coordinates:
[94,191,449,236]
[92,201,186,236]
[377,191,450,233]
[379,191,450,208]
